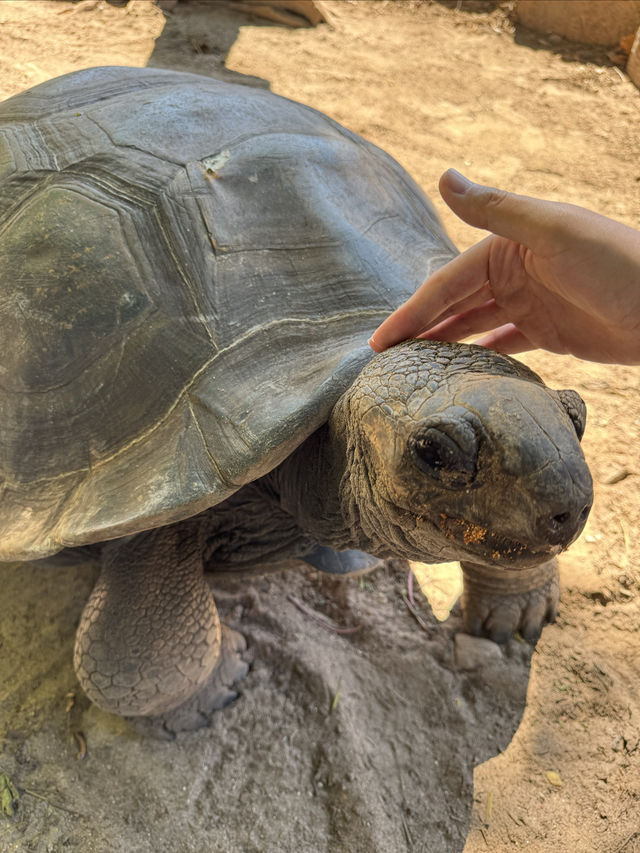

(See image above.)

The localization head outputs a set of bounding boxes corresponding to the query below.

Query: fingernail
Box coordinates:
[444,168,472,195]
[368,336,382,353]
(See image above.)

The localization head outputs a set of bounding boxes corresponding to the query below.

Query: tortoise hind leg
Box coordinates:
[460,558,560,644]
[73,521,247,733]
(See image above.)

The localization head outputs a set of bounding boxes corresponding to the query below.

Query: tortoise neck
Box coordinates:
[268,413,360,550]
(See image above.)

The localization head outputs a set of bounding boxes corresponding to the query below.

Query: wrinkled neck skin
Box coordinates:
[269,419,356,551]
[272,340,593,570]
[271,371,459,559]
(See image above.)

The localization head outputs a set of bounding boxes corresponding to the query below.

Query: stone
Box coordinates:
[455,633,504,670]
[627,29,640,89]
[516,0,640,48]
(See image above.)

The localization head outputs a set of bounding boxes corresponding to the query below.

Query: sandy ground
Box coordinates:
[0,1,638,851]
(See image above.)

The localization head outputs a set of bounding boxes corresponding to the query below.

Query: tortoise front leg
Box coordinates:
[460,558,560,644]
[73,521,247,730]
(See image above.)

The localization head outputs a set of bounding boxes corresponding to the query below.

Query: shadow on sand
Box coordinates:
[146,0,273,86]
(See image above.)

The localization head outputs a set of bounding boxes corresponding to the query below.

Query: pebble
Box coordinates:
[454,633,503,670]
[600,466,630,485]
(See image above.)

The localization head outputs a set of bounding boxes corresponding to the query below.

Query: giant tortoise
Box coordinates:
[0,67,593,729]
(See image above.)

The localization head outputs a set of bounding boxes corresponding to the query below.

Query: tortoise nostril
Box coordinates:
[538,501,591,546]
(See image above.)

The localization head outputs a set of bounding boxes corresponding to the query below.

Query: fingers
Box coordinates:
[418,307,535,356]
[369,236,492,352]
[439,169,564,252]
[407,282,495,344]
[424,280,494,329]
[473,323,536,355]
[417,299,504,342]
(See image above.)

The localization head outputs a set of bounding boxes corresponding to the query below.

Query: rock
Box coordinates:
[628,29,640,90]
[601,466,630,485]
[516,0,640,48]
[455,633,504,670]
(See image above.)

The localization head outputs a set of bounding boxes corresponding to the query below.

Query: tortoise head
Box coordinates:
[337,340,592,568]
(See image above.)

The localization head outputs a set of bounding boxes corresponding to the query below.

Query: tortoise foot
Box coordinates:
[460,559,559,644]
[129,626,249,738]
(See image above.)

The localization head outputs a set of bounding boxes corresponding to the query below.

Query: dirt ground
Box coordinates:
[0,1,638,851]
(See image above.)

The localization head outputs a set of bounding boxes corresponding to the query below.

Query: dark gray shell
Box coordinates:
[0,66,457,560]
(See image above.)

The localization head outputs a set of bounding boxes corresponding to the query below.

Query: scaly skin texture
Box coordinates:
[281,341,590,557]
[75,519,228,718]
[73,341,592,724]
[460,560,560,643]
[277,340,591,639]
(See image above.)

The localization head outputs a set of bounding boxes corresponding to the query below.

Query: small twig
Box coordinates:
[21,787,87,819]
[65,692,87,760]
[387,685,409,706]
[73,732,87,761]
[401,814,413,849]
[402,593,433,634]
[0,766,87,819]
[485,791,494,821]
[407,568,416,609]
[286,595,361,634]
[616,831,640,852]
[329,680,341,713]
[619,519,631,564]
[390,741,414,850]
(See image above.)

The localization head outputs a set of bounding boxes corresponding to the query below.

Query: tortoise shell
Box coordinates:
[0,66,456,560]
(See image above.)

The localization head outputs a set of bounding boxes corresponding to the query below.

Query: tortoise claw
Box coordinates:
[460,559,559,645]
[520,596,550,643]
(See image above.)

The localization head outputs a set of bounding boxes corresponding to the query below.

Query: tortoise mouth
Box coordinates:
[416,511,562,567]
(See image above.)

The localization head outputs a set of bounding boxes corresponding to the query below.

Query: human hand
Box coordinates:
[369,170,640,365]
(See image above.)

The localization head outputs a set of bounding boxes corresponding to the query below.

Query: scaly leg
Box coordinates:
[73,520,247,727]
[460,558,559,644]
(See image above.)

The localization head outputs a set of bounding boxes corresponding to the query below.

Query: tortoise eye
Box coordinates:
[410,418,478,489]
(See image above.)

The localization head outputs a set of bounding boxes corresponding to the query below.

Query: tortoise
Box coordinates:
[0,67,593,730]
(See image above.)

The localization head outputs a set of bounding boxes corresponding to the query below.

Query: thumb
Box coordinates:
[439,169,563,251]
